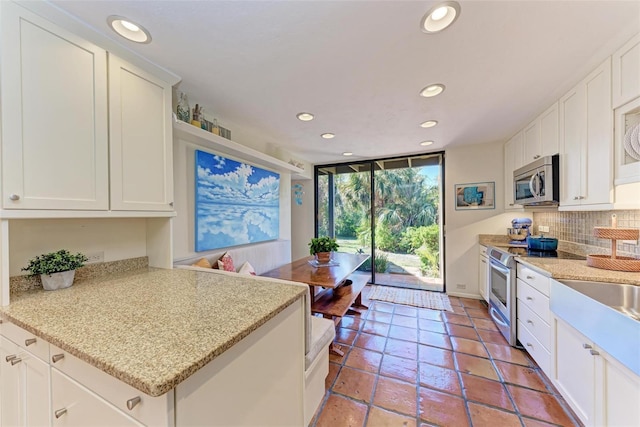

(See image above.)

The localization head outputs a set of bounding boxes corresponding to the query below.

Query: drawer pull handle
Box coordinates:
[590,349,600,356]
[526,296,533,301]
[526,319,534,325]
[51,354,65,363]
[526,275,534,279]
[54,408,67,419]
[526,343,533,347]
[24,338,36,346]
[583,343,592,349]
[126,396,141,410]
[8,194,20,201]
[5,354,17,362]
[10,357,22,365]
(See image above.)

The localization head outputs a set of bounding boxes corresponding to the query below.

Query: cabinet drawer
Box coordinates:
[517,263,550,296]
[517,279,550,324]
[52,369,142,426]
[517,319,551,376]
[1,321,49,362]
[517,299,550,351]
[50,344,172,426]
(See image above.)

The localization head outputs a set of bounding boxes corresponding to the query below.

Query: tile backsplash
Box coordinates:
[533,210,640,257]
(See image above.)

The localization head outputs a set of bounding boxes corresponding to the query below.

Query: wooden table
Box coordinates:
[262,252,370,356]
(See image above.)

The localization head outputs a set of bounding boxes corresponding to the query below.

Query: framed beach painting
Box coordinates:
[454,182,495,210]
[195,150,280,251]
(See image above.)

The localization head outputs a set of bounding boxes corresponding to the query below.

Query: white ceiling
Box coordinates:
[50,0,640,164]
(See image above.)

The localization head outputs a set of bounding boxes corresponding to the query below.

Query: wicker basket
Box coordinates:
[334,279,353,297]
[592,227,639,240]
[587,254,640,272]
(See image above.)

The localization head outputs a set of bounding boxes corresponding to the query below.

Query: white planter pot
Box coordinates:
[40,270,75,291]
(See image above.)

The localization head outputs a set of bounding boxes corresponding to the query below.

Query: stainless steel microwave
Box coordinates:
[513,154,559,206]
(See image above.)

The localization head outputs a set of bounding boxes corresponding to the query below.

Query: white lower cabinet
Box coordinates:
[552,317,640,427]
[51,369,142,427]
[478,245,489,302]
[0,336,51,427]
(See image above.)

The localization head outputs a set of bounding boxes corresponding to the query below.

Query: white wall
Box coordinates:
[172,134,292,264]
[291,180,315,260]
[9,219,148,276]
[444,141,531,298]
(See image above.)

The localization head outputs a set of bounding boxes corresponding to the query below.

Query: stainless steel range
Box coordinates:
[487,246,518,346]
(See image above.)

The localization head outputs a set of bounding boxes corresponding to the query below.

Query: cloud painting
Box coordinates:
[195,150,280,251]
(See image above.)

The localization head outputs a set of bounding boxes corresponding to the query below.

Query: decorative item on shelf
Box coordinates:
[211,118,220,135]
[176,92,190,123]
[22,249,88,291]
[587,214,640,272]
[219,125,231,140]
[309,236,339,264]
[191,104,202,128]
[288,159,305,170]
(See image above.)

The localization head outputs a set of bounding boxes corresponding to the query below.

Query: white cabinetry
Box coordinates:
[516,263,551,377]
[0,1,175,214]
[612,33,640,108]
[478,245,489,302]
[0,1,109,211]
[523,103,559,163]
[109,55,173,211]
[552,317,640,427]
[0,336,51,427]
[504,132,524,210]
[559,58,613,209]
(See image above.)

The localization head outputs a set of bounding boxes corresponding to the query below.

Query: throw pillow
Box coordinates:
[191,257,212,269]
[238,261,256,276]
[217,252,235,272]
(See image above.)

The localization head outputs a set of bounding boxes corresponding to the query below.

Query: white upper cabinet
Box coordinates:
[109,55,174,211]
[523,103,559,163]
[504,132,524,210]
[523,120,541,163]
[1,1,109,210]
[559,58,613,209]
[0,2,176,215]
[612,33,640,109]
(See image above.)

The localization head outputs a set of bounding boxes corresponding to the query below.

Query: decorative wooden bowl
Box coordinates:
[589,226,640,272]
[334,279,352,297]
[587,254,640,272]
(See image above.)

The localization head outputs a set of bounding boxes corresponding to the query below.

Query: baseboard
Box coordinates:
[446,291,482,300]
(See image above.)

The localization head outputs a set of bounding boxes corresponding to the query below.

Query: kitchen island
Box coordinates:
[0,268,307,426]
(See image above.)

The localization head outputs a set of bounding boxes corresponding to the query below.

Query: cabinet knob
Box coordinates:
[526,275,534,279]
[579,196,585,200]
[534,155,541,159]
[169,202,174,207]
[526,343,533,348]
[573,196,579,200]
[10,357,22,365]
[5,354,17,362]
[54,408,67,419]
[526,319,534,325]
[51,354,65,363]
[582,343,592,349]
[126,396,142,410]
[8,194,20,201]
[24,338,36,346]
[590,349,600,356]
[526,296,533,301]
[508,203,514,206]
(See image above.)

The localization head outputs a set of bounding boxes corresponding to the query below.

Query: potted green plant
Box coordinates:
[22,249,88,291]
[309,236,339,263]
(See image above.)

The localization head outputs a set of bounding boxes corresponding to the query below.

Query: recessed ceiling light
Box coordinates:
[342,152,353,156]
[107,16,151,43]
[419,84,445,98]
[421,2,461,34]
[420,141,434,146]
[321,133,335,139]
[420,120,438,128]
[296,112,314,121]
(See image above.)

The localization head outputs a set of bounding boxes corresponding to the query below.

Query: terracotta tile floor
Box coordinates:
[310,287,580,427]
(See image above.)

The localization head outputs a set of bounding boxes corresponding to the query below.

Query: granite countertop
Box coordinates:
[1,268,306,397]
[479,234,640,285]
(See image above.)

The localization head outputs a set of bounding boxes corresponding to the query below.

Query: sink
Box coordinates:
[550,279,640,376]
[558,280,640,321]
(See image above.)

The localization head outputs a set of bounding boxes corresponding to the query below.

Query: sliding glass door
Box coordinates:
[315,153,444,292]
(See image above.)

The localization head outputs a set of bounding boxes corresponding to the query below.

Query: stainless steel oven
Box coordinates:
[487,246,518,346]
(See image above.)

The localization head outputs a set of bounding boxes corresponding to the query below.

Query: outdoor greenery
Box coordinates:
[22,249,88,276]
[318,167,440,277]
[308,236,339,255]
[357,251,389,273]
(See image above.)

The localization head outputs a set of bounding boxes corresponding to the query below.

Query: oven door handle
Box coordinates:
[489,258,510,275]
[490,306,508,327]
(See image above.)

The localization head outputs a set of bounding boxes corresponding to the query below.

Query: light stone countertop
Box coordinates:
[1,268,306,397]
[479,234,640,285]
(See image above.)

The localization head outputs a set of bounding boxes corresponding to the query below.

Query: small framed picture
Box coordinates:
[455,182,495,210]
